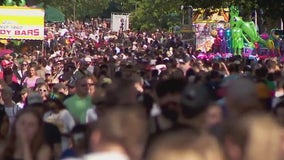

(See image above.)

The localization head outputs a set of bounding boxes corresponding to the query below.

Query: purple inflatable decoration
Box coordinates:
[217,28,226,53]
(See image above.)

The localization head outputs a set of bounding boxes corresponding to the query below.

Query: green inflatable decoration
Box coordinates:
[19,0,26,6]
[230,6,245,56]
[4,0,26,6]
[230,6,267,56]
[4,0,15,6]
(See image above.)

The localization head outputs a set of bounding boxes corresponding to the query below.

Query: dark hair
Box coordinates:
[228,63,240,73]
[155,78,187,98]
[255,67,268,79]
[25,103,49,114]
[2,108,46,160]
[45,99,66,113]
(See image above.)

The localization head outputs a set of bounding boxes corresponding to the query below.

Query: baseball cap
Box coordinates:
[181,83,211,118]
[45,70,52,75]
[35,78,45,85]
[84,56,92,63]
[27,92,43,105]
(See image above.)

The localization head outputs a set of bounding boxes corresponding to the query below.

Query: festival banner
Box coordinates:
[111,13,130,32]
[193,8,229,52]
[0,6,44,40]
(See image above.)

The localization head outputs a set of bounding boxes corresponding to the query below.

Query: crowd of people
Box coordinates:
[0,18,284,160]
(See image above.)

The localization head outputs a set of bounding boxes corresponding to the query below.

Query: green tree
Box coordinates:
[116,0,183,31]
[42,0,111,19]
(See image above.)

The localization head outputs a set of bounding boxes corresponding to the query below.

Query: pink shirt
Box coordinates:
[23,76,39,88]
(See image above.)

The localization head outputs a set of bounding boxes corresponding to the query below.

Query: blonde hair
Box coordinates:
[147,130,224,160]
[243,114,283,160]
[224,113,284,160]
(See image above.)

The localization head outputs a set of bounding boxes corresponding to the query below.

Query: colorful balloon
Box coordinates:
[218,28,227,53]
[218,28,225,38]
[225,28,232,53]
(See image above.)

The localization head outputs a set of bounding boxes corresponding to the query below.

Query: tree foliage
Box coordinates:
[1,0,111,19]
[1,0,283,30]
[42,0,111,19]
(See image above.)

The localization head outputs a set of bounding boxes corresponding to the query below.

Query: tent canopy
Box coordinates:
[37,3,65,23]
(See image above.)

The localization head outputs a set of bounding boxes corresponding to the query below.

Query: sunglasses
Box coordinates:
[22,63,28,66]
[39,89,47,92]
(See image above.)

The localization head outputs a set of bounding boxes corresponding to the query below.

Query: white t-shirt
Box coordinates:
[16,102,25,109]
[5,104,21,126]
[86,106,98,123]
[43,109,75,134]
[44,109,76,151]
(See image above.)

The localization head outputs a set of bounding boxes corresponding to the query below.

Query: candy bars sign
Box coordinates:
[0,6,44,40]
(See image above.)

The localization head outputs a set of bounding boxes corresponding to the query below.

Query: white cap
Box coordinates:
[85,57,92,62]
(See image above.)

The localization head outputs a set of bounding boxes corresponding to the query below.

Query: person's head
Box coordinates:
[45,99,66,113]
[53,82,68,95]
[180,83,212,128]
[3,108,45,159]
[223,113,284,160]
[104,78,139,106]
[205,103,223,129]
[21,61,29,70]
[86,75,97,96]
[35,78,46,88]
[3,67,13,84]
[25,102,49,119]
[45,70,52,82]
[254,66,268,80]
[36,83,50,101]
[75,76,90,97]
[225,78,262,116]
[79,59,89,71]
[227,63,240,74]
[146,129,224,160]
[89,106,148,160]
[67,83,76,95]
[20,88,30,103]
[155,78,187,122]
[15,108,44,142]
[28,65,37,77]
